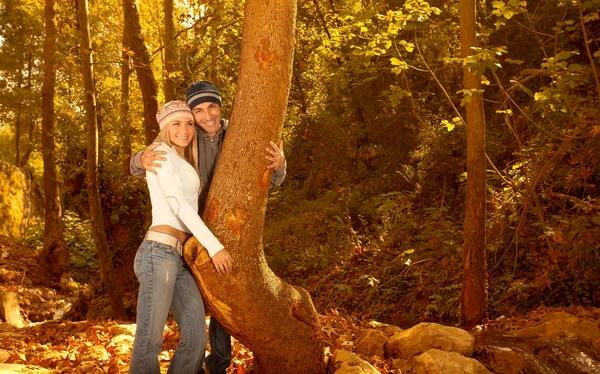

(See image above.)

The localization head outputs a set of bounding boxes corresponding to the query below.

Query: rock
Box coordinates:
[0,349,10,363]
[386,322,474,359]
[335,334,354,349]
[107,334,135,355]
[512,312,600,344]
[356,329,388,358]
[0,292,24,328]
[476,345,528,374]
[391,358,412,372]
[366,320,403,336]
[330,349,380,374]
[412,349,491,374]
[108,323,136,336]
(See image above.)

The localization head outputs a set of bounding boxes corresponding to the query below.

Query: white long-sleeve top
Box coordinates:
[146,144,224,257]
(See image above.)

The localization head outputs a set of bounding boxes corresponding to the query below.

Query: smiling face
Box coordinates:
[167,116,196,154]
[191,101,222,136]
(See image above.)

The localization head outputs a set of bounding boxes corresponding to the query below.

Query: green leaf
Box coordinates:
[568,64,583,72]
[390,57,402,66]
[556,50,572,60]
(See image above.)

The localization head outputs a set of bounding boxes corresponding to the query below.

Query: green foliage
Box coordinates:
[24,211,98,282]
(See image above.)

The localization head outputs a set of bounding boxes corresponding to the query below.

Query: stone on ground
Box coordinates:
[356,329,388,358]
[0,292,24,328]
[330,349,380,374]
[385,322,474,359]
[412,349,491,374]
[512,311,600,344]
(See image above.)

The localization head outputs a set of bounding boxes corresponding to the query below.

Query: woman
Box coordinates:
[129,100,232,374]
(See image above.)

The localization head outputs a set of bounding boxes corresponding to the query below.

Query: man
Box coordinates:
[130,81,286,374]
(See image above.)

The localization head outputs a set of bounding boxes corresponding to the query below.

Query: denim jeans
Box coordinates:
[201,317,231,374]
[130,240,207,374]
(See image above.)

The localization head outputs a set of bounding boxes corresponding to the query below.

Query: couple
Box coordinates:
[128,81,286,373]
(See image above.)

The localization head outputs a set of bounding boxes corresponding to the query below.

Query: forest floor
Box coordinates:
[0,235,599,373]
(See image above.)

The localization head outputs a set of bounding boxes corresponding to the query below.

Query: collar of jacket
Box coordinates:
[197,119,229,140]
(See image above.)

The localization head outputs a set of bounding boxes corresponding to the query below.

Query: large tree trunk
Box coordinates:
[77,0,127,320]
[122,0,159,145]
[184,1,324,373]
[38,0,68,284]
[460,0,487,326]
[162,0,176,102]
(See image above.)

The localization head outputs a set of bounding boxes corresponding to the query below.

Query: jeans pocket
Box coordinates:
[133,242,147,279]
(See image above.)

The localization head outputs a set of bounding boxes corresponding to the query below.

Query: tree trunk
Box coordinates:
[120,29,132,174]
[122,0,159,145]
[15,111,21,166]
[460,0,487,326]
[38,0,68,285]
[184,1,324,373]
[162,0,176,102]
[77,0,127,320]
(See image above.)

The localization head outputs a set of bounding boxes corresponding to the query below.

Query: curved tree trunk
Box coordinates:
[460,0,487,326]
[122,0,159,145]
[38,0,68,284]
[77,0,127,320]
[184,1,325,372]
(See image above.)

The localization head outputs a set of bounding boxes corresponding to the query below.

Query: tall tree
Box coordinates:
[38,0,68,284]
[460,0,487,326]
[162,0,176,102]
[120,28,132,174]
[122,0,159,145]
[76,0,126,319]
[184,1,325,372]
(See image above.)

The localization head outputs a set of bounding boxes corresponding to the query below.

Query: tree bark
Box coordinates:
[122,0,159,145]
[77,0,127,320]
[184,1,325,372]
[120,28,132,174]
[162,0,176,102]
[460,0,487,326]
[38,0,68,285]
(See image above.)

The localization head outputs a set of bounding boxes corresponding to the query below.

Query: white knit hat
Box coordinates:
[156,100,194,129]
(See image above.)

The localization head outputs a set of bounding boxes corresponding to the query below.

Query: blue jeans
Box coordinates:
[130,240,207,374]
[201,317,231,374]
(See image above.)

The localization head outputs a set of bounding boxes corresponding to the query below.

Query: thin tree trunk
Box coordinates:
[184,1,325,372]
[77,0,127,320]
[120,29,132,174]
[460,0,487,326]
[38,0,68,285]
[122,0,159,145]
[20,119,37,167]
[163,0,176,101]
[15,111,21,166]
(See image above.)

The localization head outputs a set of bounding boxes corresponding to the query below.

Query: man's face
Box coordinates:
[192,101,222,136]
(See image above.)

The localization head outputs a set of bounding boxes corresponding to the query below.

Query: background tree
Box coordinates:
[459,0,487,326]
[38,0,67,284]
[162,0,176,102]
[184,0,325,372]
[122,0,159,145]
[76,0,126,319]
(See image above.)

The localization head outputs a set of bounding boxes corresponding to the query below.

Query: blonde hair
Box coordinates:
[156,120,199,175]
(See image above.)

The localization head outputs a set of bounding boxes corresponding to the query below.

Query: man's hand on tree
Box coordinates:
[212,249,233,275]
[265,140,285,170]
[141,142,168,174]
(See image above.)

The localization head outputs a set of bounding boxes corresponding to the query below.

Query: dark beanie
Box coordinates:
[185,81,222,110]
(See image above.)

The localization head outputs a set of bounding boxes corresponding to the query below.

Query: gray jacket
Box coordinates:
[130,120,286,214]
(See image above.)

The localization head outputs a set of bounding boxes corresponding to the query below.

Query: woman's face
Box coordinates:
[167,116,195,151]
